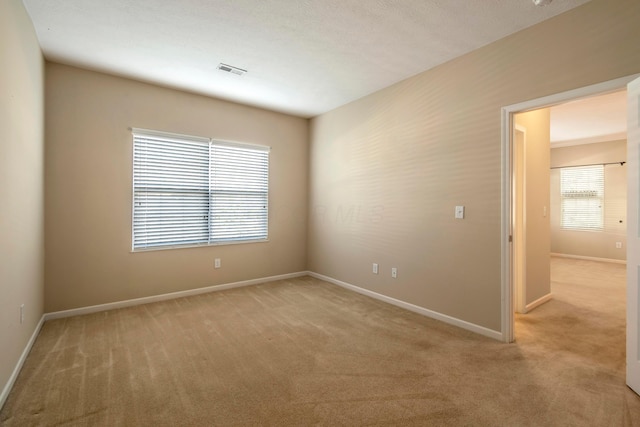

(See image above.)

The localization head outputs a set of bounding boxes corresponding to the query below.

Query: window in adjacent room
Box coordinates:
[560,165,604,231]
[132,129,269,251]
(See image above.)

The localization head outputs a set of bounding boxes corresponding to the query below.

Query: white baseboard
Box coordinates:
[1,315,45,410]
[551,253,626,265]
[525,293,553,312]
[308,272,503,341]
[5,270,502,410]
[3,272,306,410]
[44,271,308,321]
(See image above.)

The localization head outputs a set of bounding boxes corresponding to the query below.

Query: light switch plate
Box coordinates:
[455,206,465,219]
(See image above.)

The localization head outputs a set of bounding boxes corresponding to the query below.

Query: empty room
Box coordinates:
[3,0,640,424]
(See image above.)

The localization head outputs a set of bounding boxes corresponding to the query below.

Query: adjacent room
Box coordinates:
[3,0,640,424]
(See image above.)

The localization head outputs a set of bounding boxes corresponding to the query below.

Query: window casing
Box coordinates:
[560,165,604,231]
[132,129,269,251]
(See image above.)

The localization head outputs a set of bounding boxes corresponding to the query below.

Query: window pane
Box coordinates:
[560,165,604,231]
[210,143,269,242]
[132,131,269,250]
[133,134,210,249]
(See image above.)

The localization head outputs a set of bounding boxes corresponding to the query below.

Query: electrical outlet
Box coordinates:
[20,304,24,324]
[373,263,379,274]
[391,268,397,279]
[214,258,221,269]
[616,242,623,249]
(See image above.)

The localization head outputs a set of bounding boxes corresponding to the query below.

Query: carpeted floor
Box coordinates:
[1,257,640,426]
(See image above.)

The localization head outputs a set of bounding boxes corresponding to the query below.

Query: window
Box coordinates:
[132,129,269,250]
[560,165,604,231]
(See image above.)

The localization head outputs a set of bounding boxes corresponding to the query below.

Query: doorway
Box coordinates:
[512,91,628,323]
[501,74,639,343]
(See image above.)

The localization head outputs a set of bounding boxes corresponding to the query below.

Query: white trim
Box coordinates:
[131,238,270,253]
[501,73,640,344]
[129,128,270,152]
[625,75,640,394]
[44,271,308,321]
[212,138,271,152]
[308,272,503,341]
[525,293,552,312]
[501,103,514,342]
[513,124,527,315]
[551,252,626,265]
[131,127,210,144]
[1,315,45,410]
[502,75,640,115]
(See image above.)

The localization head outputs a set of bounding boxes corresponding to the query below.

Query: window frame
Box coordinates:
[559,164,604,232]
[131,128,270,252]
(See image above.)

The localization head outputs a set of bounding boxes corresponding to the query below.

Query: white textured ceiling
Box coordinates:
[23,0,591,118]
[550,91,627,147]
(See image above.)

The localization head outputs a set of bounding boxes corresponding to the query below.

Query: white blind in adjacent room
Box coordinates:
[133,130,269,250]
[560,165,604,231]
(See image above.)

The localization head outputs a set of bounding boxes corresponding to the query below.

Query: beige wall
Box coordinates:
[45,63,309,312]
[309,0,640,332]
[515,110,551,306]
[0,0,45,404]
[551,140,627,260]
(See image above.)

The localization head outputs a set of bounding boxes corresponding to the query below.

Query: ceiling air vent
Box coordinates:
[217,63,247,76]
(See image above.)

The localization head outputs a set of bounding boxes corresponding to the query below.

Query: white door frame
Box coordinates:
[513,124,527,314]
[626,76,640,393]
[500,73,640,343]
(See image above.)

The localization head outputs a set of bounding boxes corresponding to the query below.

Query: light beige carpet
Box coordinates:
[2,257,640,426]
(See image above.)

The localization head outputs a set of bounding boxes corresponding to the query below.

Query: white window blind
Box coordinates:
[560,165,604,231]
[133,130,269,250]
